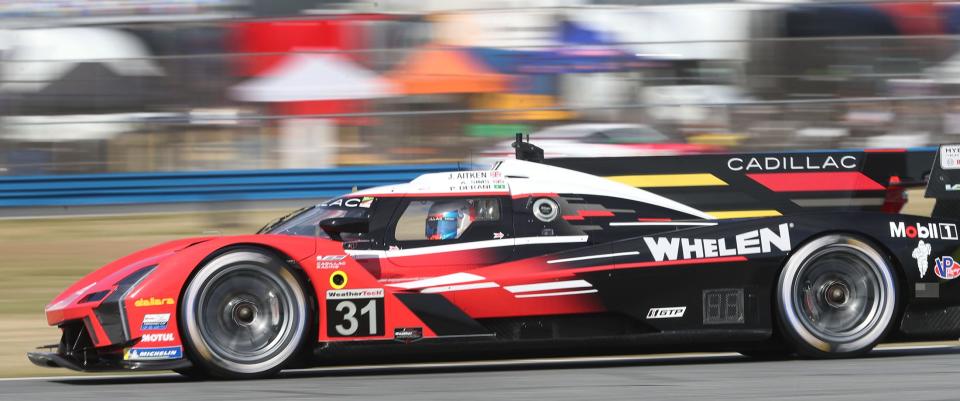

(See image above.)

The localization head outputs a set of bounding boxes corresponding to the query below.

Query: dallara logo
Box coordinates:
[134,297,175,307]
[643,223,792,262]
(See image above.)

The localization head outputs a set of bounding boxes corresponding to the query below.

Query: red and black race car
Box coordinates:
[28,138,960,379]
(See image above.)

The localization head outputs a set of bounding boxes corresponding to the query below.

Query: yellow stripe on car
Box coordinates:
[706,210,783,219]
[606,174,727,188]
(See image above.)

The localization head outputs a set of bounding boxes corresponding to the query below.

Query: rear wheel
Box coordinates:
[180,249,310,379]
[776,235,897,358]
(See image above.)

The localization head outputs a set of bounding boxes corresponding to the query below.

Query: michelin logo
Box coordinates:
[643,223,792,262]
[124,346,182,361]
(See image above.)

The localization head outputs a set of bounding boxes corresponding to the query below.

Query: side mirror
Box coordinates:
[319,217,369,241]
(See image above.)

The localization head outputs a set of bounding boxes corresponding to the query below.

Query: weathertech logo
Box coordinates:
[647,307,686,319]
[889,222,958,240]
[643,223,792,262]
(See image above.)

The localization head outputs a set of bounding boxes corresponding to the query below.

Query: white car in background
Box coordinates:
[475,123,717,165]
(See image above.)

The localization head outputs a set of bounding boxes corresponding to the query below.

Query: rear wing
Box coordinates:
[547,147,941,217]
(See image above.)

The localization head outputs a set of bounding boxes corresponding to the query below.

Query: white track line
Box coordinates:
[2,343,955,382]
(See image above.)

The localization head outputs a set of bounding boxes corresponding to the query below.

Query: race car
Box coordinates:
[27,137,960,379]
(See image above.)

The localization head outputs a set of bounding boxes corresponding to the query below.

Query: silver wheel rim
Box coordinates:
[780,236,895,354]
[197,265,293,363]
[183,251,307,374]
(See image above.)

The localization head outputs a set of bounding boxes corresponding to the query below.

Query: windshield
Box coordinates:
[259,196,375,237]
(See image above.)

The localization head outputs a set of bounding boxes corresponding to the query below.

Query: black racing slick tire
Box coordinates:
[180,249,310,379]
[776,235,898,358]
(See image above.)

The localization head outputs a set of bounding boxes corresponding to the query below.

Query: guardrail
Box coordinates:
[0,164,461,207]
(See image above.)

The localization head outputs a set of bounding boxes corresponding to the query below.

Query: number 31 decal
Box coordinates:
[326,289,385,337]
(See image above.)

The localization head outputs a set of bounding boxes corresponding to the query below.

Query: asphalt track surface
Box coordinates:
[3,344,960,401]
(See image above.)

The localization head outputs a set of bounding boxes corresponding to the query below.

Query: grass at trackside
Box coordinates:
[0,208,291,377]
[0,191,936,378]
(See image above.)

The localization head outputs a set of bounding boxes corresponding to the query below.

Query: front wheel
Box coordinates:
[180,249,310,379]
[776,235,897,358]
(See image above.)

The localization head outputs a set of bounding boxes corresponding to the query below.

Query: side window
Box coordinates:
[394,198,501,241]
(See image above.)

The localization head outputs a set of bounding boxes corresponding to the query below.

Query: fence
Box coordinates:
[0,163,460,207]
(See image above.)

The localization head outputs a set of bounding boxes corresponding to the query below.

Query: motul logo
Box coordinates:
[643,223,792,262]
[889,222,959,240]
[141,333,174,342]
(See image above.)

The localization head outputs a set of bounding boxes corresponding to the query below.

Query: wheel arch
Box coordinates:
[174,242,320,376]
[176,242,318,313]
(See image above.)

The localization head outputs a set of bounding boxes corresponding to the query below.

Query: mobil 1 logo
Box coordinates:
[327,288,385,337]
[889,222,959,241]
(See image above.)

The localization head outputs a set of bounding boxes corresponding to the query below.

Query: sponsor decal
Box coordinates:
[643,223,792,262]
[934,256,960,280]
[134,297,174,307]
[327,289,385,337]
[727,155,857,172]
[317,254,347,269]
[140,333,175,343]
[446,171,507,192]
[947,184,960,191]
[394,327,423,340]
[327,288,384,300]
[124,346,182,361]
[141,313,170,331]
[321,197,374,208]
[647,307,686,319]
[912,240,932,278]
[329,271,348,290]
[941,145,960,170]
[493,232,505,239]
[889,222,959,240]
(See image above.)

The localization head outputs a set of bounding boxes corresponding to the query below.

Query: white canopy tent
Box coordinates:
[230,53,396,102]
[0,27,164,93]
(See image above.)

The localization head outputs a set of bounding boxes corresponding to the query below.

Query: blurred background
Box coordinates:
[2,0,958,377]
[3,0,960,174]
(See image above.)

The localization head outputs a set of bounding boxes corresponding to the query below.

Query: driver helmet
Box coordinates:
[425,200,475,240]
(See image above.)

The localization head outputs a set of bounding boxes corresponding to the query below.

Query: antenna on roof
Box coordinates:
[513,132,544,163]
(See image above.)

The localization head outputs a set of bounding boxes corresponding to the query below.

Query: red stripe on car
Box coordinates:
[578,210,615,217]
[747,172,885,192]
